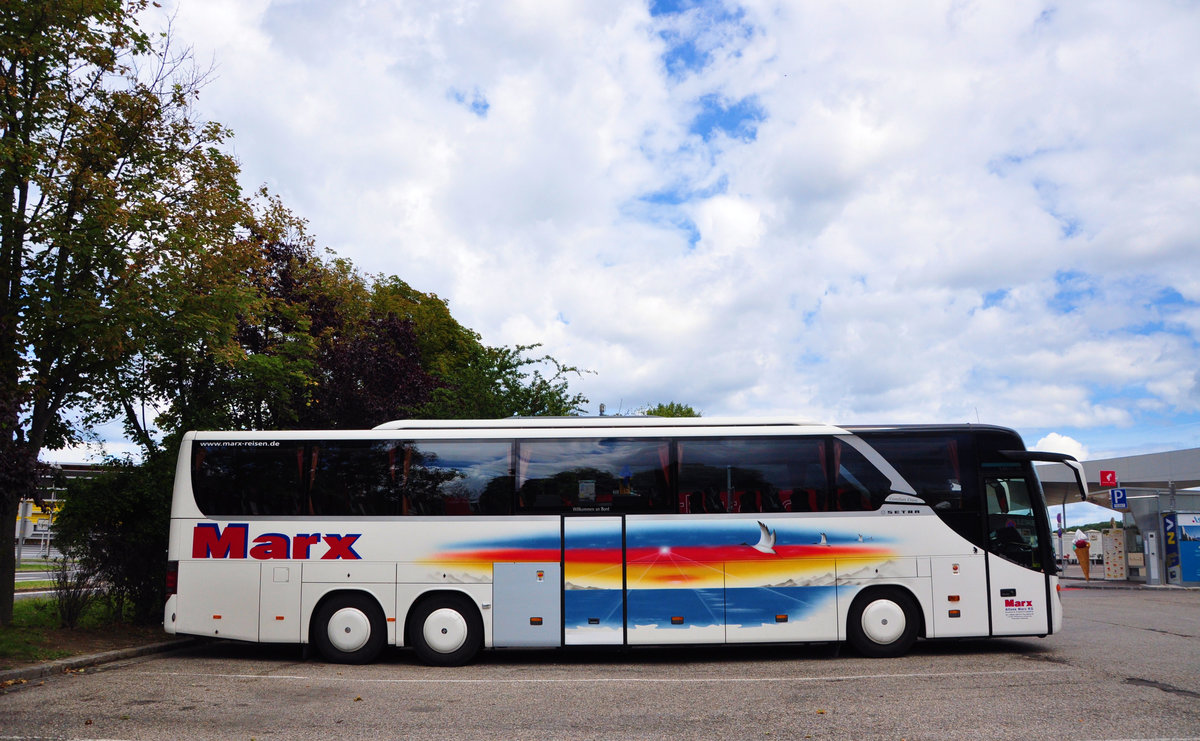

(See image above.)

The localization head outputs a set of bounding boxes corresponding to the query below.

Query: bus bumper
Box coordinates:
[164,594,178,635]
[1049,575,1063,634]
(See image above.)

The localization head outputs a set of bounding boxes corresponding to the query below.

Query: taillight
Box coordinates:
[165,561,178,597]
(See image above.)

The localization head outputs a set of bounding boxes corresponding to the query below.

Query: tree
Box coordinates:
[371,277,589,419]
[288,253,434,428]
[116,195,321,441]
[639,401,701,417]
[0,1,248,624]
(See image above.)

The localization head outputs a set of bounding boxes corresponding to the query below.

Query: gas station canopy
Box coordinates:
[1036,447,1200,507]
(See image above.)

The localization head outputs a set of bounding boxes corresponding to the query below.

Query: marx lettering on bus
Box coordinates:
[191,522,362,560]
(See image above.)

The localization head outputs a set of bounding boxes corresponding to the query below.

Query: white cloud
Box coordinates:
[153,0,1200,455]
[1034,433,1089,462]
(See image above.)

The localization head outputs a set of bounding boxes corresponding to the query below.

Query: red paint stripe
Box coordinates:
[431,549,562,562]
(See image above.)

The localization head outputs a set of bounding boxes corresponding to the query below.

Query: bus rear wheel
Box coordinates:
[847,587,919,658]
[408,594,483,667]
[312,593,386,664]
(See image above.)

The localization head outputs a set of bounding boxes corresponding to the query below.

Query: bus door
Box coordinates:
[624,516,728,645]
[983,468,1051,635]
[563,516,625,645]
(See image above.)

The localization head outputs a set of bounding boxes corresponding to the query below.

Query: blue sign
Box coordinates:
[1175,514,1200,584]
[1164,515,1180,582]
[1110,488,1128,509]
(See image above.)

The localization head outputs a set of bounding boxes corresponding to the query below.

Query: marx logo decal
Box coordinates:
[1003,597,1035,620]
[192,523,362,560]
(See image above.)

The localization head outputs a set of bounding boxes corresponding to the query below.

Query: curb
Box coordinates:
[1059,577,1200,591]
[0,638,198,687]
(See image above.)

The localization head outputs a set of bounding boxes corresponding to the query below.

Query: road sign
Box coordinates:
[1110,488,1127,509]
[1100,470,1117,488]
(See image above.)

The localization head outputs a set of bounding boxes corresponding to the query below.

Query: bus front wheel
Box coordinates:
[311,593,386,664]
[408,594,483,667]
[847,587,919,658]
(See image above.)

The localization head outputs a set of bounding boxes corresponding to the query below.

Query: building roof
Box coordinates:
[1037,447,1200,507]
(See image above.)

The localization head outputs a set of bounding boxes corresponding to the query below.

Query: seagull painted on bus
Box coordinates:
[748,521,776,554]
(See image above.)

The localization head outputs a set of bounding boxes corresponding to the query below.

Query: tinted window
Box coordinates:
[984,462,1043,569]
[857,434,974,512]
[859,432,984,545]
[832,440,892,512]
[678,437,827,513]
[310,441,404,515]
[401,441,513,515]
[192,439,511,516]
[516,439,671,513]
[193,441,307,516]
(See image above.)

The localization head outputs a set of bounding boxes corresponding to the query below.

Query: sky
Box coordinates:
[70,1,1199,495]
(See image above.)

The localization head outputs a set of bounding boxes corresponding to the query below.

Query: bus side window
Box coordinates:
[984,471,1040,568]
[677,437,827,515]
[791,463,829,512]
[516,439,670,514]
[402,440,512,516]
[832,441,891,511]
[192,442,307,517]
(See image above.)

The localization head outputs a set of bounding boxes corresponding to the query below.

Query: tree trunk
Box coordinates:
[0,493,18,626]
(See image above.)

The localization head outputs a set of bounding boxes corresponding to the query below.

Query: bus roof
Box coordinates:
[371,416,825,431]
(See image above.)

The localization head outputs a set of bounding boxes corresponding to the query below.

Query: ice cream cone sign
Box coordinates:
[1073,529,1091,581]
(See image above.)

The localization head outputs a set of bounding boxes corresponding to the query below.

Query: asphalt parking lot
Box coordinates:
[1,586,1197,740]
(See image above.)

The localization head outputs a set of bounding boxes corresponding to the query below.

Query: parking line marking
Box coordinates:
[133,667,1070,684]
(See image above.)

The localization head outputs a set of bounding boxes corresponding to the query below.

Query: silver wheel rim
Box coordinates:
[423,607,469,654]
[327,607,372,653]
[861,598,906,645]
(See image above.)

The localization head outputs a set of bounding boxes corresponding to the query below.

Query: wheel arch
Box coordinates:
[304,586,394,646]
[402,588,486,648]
[846,584,927,639]
[308,589,389,664]
[844,583,926,657]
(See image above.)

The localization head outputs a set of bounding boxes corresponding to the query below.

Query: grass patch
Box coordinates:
[0,599,72,667]
[15,562,53,572]
[14,580,54,592]
[0,597,164,671]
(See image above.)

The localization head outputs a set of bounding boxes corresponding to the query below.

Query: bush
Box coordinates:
[54,453,173,625]
[51,549,100,629]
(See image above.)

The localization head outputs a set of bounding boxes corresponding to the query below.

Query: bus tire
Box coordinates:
[311,593,386,665]
[847,587,919,658]
[408,593,483,667]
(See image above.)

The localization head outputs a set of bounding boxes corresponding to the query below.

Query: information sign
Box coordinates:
[1110,488,1127,509]
[1102,529,1126,580]
[1175,514,1200,583]
[1164,515,1180,584]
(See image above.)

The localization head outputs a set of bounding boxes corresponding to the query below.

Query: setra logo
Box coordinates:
[191,523,362,560]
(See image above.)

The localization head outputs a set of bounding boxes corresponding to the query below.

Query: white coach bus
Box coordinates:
[163,417,1088,665]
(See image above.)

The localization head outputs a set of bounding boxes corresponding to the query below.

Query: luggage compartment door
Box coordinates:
[493,562,562,647]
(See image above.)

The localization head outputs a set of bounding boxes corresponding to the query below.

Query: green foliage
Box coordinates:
[51,551,99,629]
[0,0,246,624]
[639,401,701,417]
[54,454,174,625]
[373,278,589,420]
[1071,519,1124,532]
[422,342,590,417]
